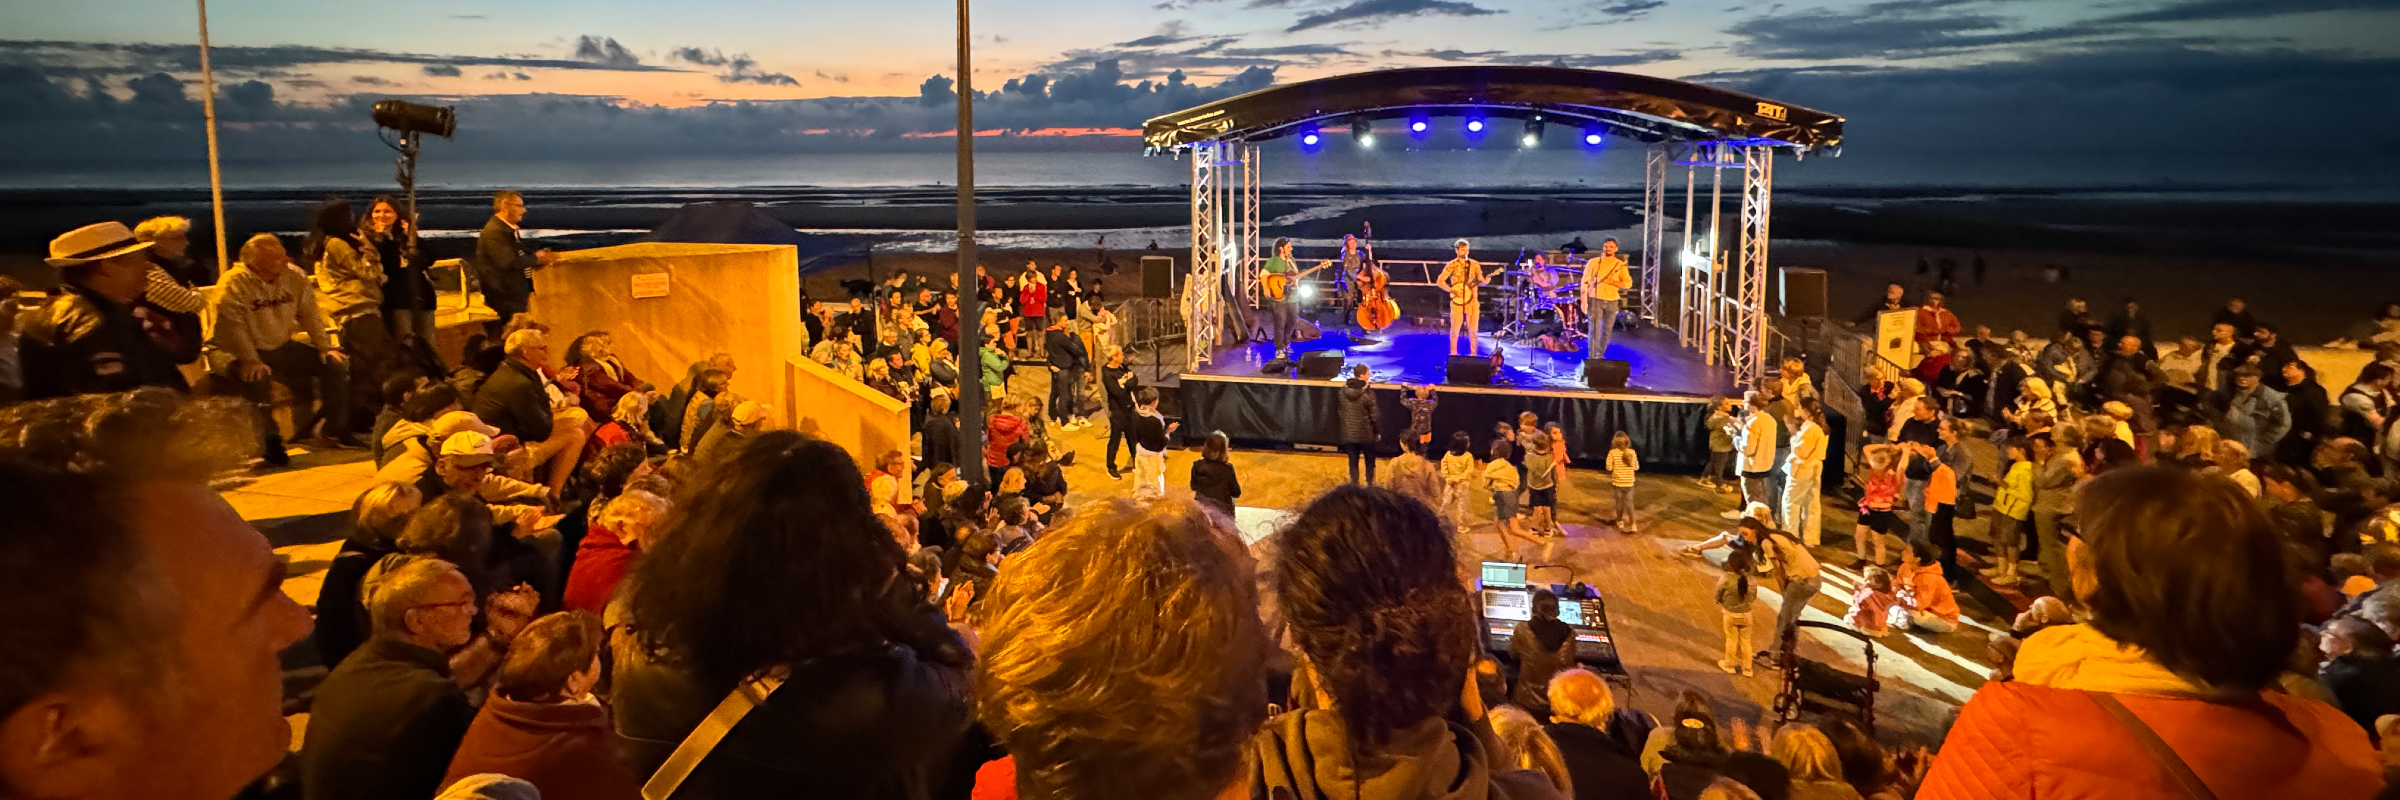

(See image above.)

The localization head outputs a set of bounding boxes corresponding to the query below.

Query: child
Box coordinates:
[1853,443,1903,568]
[1604,431,1639,533]
[1847,566,1899,638]
[1483,439,1533,558]
[1440,431,1478,533]
[1713,545,1758,676]
[1912,441,1964,584]
[1703,397,1739,492]
[1985,438,2034,586]
[1523,430,1560,537]
[1510,414,1539,490]
[1403,385,1439,449]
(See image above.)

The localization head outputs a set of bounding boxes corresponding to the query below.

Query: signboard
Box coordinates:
[1877,309,1918,369]
[630,272,670,299]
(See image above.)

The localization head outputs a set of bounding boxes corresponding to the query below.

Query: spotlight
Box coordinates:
[1299,284,1318,301]
[1411,120,1429,133]
[1351,120,1372,148]
[1522,118,1544,147]
[1521,134,1539,148]
[371,100,456,138]
[1466,119,1485,133]
[1302,132,1320,146]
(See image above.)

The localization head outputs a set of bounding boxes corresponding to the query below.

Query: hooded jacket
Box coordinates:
[440,693,643,800]
[1918,623,2382,799]
[314,235,386,324]
[1339,379,1379,444]
[208,260,335,364]
[1250,711,1566,800]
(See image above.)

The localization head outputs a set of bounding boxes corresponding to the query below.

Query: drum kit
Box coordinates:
[1492,252,1587,342]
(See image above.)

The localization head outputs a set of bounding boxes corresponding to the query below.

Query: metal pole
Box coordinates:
[953,0,986,486]
[195,0,230,271]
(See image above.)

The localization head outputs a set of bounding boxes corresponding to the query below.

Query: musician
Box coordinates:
[1437,239,1491,357]
[1262,237,1301,359]
[1339,234,1369,307]
[1579,237,1633,357]
[1527,254,1579,329]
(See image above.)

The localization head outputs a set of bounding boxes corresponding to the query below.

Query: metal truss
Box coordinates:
[1186,143,1225,369]
[1733,144,1774,388]
[1240,141,1261,312]
[1638,142,1669,324]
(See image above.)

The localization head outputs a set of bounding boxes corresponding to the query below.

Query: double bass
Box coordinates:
[1353,227,1399,331]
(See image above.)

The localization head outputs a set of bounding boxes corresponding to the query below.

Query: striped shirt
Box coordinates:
[145,266,206,313]
[1604,447,1638,487]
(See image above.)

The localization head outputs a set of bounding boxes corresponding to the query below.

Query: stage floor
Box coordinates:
[1197,321,1736,397]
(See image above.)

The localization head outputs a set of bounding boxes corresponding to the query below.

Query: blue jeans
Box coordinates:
[1589,298,1622,356]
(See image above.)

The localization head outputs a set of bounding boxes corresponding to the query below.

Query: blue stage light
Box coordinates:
[1303,132,1320,146]
[1411,120,1428,133]
[1466,119,1485,133]
[1585,132,1604,146]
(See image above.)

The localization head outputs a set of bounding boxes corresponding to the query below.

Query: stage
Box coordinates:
[1175,319,1734,471]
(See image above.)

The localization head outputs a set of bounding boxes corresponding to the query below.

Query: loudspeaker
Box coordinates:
[1781,267,1827,318]
[1141,255,1178,299]
[1585,358,1631,389]
[1447,355,1496,385]
[1297,351,1346,379]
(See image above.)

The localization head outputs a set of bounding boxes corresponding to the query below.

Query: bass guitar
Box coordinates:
[1262,260,1335,302]
[1356,267,1399,331]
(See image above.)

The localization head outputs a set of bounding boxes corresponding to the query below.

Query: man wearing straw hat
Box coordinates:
[16,221,191,398]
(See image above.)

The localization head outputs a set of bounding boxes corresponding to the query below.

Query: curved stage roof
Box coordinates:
[1142,65,1842,153]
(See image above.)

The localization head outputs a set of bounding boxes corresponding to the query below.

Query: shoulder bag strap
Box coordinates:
[641,672,788,800]
[2088,691,2216,800]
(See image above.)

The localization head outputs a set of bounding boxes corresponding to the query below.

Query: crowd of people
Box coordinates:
[4,206,2397,800]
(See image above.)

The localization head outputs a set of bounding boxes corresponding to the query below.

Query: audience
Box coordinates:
[19,223,192,399]
[299,558,487,800]
[210,233,352,464]
[970,496,1267,800]
[562,489,672,614]
[1546,669,1652,799]
[612,431,972,797]
[441,610,642,800]
[1252,485,1565,799]
[1921,467,2382,796]
[471,328,592,496]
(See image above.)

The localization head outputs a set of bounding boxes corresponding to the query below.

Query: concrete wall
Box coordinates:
[784,356,911,472]
[530,243,804,421]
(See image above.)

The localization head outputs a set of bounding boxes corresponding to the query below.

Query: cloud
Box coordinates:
[1287,0,1504,32]
[1724,2,2121,60]
[0,39,687,80]
[1573,0,1668,24]
[815,70,851,83]
[571,35,641,69]
[351,75,392,86]
[1390,47,1678,67]
[1117,21,1202,48]
[447,13,487,19]
[2102,0,2400,23]
[669,47,799,86]
[421,64,462,77]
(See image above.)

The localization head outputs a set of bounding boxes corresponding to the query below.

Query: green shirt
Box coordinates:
[1263,256,1295,274]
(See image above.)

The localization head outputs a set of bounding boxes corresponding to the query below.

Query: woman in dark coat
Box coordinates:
[2277,359,2333,467]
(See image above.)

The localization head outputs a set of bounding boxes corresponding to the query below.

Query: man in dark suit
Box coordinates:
[474,191,553,334]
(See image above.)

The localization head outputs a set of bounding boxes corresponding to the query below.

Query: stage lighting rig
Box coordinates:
[372,100,456,138]
[1466,118,1485,133]
[1522,118,1544,148]
[1351,120,1373,148]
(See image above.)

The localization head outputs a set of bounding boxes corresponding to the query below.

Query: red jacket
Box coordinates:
[562,522,634,615]
[1920,681,2382,799]
[441,694,642,800]
[985,413,1028,468]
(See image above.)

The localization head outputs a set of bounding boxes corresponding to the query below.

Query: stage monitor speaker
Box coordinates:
[1141,255,1178,298]
[1781,267,1827,318]
[1298,351,1346,379]
[1585,358,1631,390]
[1447,355,1497,385]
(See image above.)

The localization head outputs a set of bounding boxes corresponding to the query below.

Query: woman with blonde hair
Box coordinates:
[1772,724,1864,800]
[1489,705,1575,797]
[1883,379,1925,442]
[587,391,661,460]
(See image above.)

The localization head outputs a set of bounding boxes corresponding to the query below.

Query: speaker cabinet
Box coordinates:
[1447,355,1497,385]
[1141,255,1178,299]
[1298,351,1347,379]
[1585,359,1631,390]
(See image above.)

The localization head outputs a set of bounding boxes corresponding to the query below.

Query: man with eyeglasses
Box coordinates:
[300,558,513,800]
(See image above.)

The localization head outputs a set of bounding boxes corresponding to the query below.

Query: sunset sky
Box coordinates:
[4,0,2398,182]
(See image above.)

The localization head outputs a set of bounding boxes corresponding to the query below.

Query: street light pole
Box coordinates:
[195,0,230,272]
[954,0,986,486]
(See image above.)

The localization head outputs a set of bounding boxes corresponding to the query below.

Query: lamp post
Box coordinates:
[954,0,986,485]
[195,0,229,272]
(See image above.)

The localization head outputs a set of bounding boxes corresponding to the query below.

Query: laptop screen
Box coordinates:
[1557,601,1585,627]
[1480,588,1531,622]
[1480,561,1528,589]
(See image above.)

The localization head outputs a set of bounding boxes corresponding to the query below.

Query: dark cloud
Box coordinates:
[670,47,798,87]
[571,36,641,69]
[815,70,851,83]
[2103,0,2400,23]
[351,75,393,86]
[0,39,687,79]
[447,13,487,19]
[1572,0,1668,24]
[1118,21,1202,48]
[421,64,462,77]
[1390,47,1677,67]
[1724,3,2120,60]
[1287,0,1504,32]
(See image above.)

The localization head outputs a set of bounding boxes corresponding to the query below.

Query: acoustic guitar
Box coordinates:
[1261,260,1335,302]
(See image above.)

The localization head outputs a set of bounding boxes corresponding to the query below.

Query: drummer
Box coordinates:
[1528,254,1581,330]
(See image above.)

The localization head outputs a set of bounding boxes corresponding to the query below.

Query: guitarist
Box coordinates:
[1262,238,1302,361]
[1579,237,1633,358]
[1437,239,1496,357]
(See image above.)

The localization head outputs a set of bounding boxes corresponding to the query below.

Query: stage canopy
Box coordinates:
[1141,65,1842,154]
[640,200,864,275]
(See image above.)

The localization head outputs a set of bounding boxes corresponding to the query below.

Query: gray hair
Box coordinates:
[132,215,192,241]
[365,557,466,637]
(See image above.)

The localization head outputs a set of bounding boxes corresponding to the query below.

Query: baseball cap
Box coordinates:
[438,431,496,465]
[430,410,501,438]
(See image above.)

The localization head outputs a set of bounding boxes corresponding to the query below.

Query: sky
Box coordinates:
[3,0,2399,186]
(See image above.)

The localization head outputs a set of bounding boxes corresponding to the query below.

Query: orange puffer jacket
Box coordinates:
[1920,679,2383,799]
